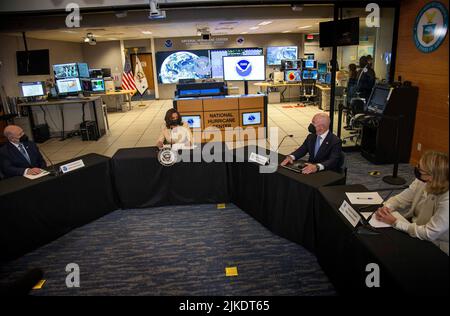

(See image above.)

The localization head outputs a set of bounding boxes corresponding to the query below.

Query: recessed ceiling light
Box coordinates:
[298,25,312,29]
[282,30,291,33]
[142,31,152,35]
[108,38,118,40]
[241,32,248,34]
[258,21,273,26]
[249,26,259,30]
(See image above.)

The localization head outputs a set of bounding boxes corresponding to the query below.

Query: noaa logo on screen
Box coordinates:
[413,1,448,53]
[248,115,256,122]
[158,148,177,166]
[164,39,173,48]
[62,166,68,172]
[187,118,194,125]
[235,59,252,77]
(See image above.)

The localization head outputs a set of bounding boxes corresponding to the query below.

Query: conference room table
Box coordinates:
[316,184,449,295]
[112,145,346,251]
[0,153,118,262]
[111,145,231,208]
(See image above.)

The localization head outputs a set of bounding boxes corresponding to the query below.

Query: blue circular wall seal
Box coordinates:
[413,1,448,53]
[164,39,173,48]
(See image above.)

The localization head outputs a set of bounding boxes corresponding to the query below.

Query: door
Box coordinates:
[131,53,155,93]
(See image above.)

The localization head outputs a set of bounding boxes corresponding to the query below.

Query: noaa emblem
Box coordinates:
[158,148,178,166]
[236,36,245,45]
[235,59,252,77]
[413,1,448,53]
[62,166,68,172]
[164,39,173,48]
[248,115,256,122]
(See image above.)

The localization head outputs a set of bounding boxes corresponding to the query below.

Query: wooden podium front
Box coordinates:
[174,94,267,142]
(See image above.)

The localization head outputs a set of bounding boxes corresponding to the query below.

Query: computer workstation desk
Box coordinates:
[18,96,107,141]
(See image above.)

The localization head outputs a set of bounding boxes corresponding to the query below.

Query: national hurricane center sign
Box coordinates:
[413,1,448,53]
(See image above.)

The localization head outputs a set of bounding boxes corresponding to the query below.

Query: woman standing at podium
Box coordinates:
[156,108,192,149]
[376,150,449,255]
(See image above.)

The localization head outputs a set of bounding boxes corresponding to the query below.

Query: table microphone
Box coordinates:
[266,134,294,152]
[276,134,294,152]
[40,147,60,176]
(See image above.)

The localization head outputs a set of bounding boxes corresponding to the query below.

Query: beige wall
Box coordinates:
[82,41,123,87]
[154,33,304,99]
[0,34,84,96]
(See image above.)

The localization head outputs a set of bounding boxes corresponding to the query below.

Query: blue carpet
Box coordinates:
[0,204,335,296]
[345,151,415,198]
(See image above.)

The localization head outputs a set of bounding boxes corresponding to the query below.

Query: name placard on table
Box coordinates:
[59,159,85,174]
[339,200,362,227]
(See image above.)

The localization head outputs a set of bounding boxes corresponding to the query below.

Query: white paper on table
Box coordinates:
[346,192,384,205]
[23,169,50,180]
[361,211,409,228]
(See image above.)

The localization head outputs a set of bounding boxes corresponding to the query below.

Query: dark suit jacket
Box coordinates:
[0,141,47,178]
[291,132,342,172]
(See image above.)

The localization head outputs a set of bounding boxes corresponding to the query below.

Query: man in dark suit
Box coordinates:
[281,113,342,174]
[0,125,47,178]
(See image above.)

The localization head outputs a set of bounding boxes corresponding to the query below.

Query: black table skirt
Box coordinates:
[316,185,449,295]
[0,154,118,262]
[228,147,346,251]
[111,147,231,208]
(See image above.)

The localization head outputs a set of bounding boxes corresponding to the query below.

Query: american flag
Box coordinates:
[121,55,136,91]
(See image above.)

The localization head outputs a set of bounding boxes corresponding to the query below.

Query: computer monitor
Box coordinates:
[318,62,327,74]
[242,112,261,126]
[77,63,90,78]
[181,115,202,128]
[325,73,332,84]
[19,81,45,97]
[101,68,112,78]
[302,70,318,80]
[56,78,82,95]
[53,63,78,79]
[282,59,301,70]
[367,85,392,114]
[302,60,317,69]
[285,70,302,82]
[89,68,103,78]
[91,79,105,92]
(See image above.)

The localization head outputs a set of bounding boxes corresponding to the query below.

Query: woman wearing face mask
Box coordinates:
[156,108,192,149]
[376,150,449,255]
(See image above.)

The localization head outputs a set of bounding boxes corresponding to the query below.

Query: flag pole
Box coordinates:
[133,48,146,107]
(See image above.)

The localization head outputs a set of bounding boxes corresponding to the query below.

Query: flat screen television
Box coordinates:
[302,70,318,80]
[223,55,265,81]
[210,47,263,78]
[266,46,298,65]
[320,18,360,47]
[16,49,50,76]
[156,50,211,84]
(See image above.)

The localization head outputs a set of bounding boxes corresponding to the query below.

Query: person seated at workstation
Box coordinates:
[0,125,47,178]
[280,113,342,174]
[156,108,192,149]
[376,151,449,255]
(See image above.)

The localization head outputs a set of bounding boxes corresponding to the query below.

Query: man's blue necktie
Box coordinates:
[314,135,321,157]
[18,143,31,164]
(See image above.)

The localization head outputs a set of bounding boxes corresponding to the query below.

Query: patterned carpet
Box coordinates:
[0,151,415,295]
[0,204,335,296]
